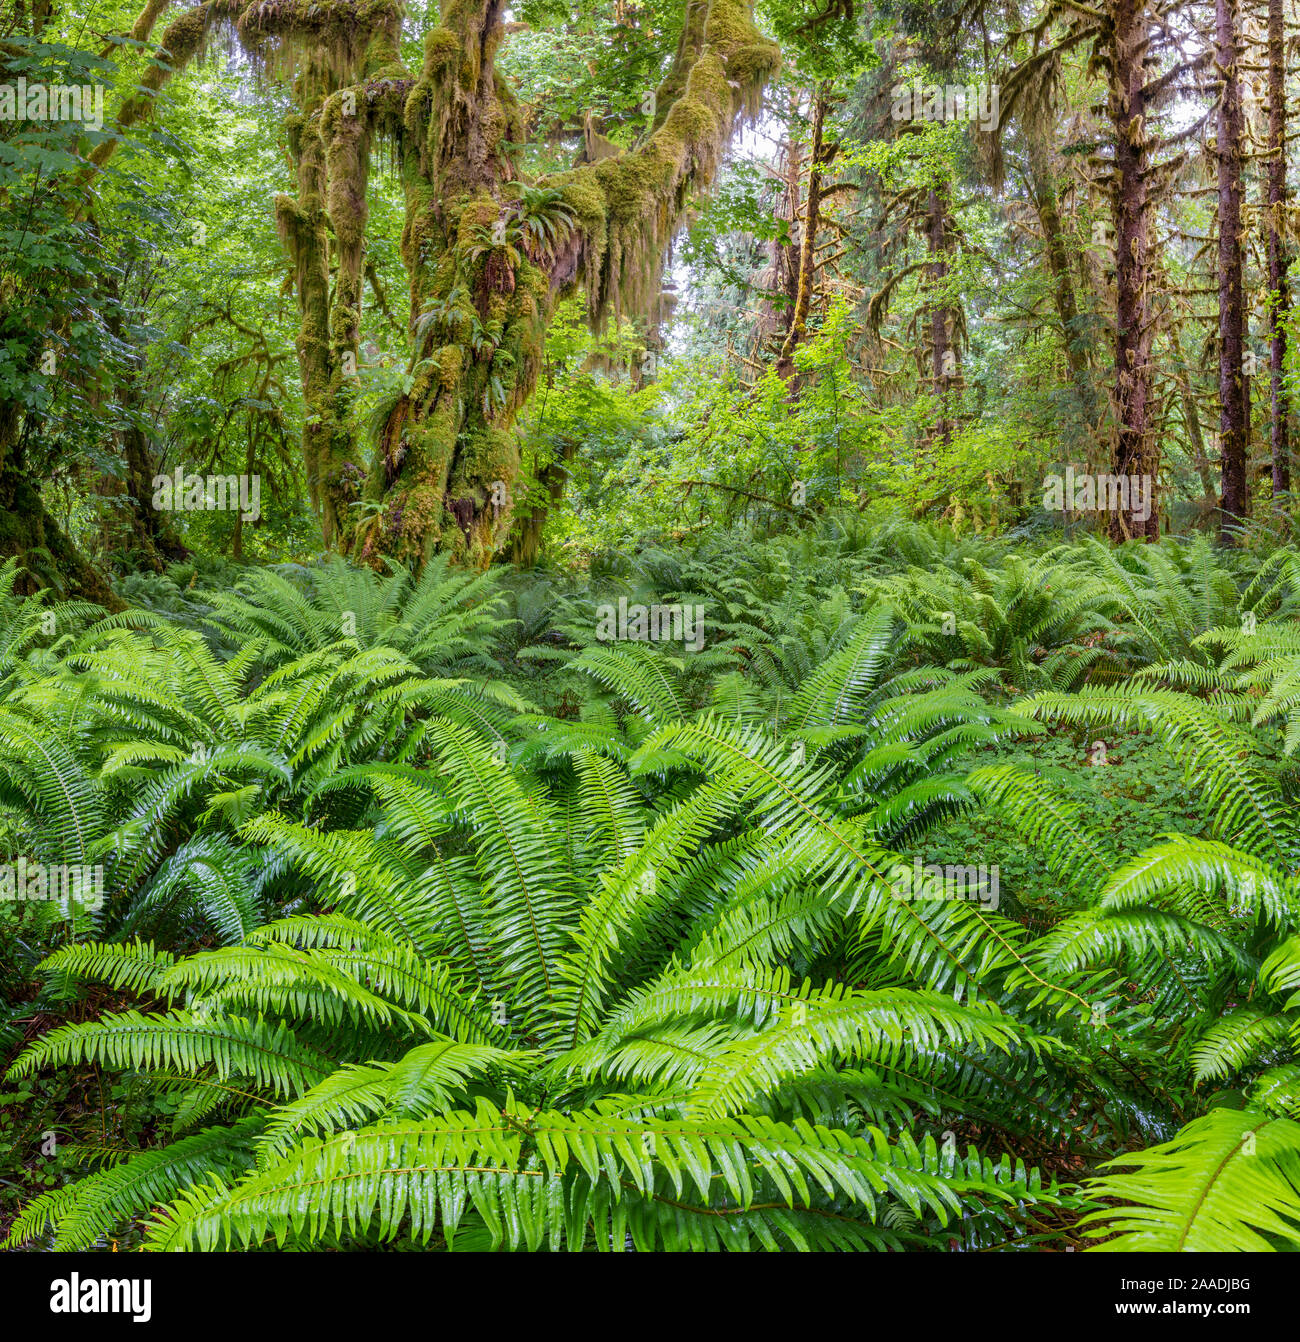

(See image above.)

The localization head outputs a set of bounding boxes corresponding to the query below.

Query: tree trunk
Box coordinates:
[121,423,189,569]
[1110,0,1160,540]
[506,437,575,568]
[752,128,802,358]
[345,0,778,568]
[0,403,120,606]
[775,84,830,384]
[1266,0,1290,510]
[1027,121,1101,435]
[1180,380,1222,505]
[926,185,957,444]
[1217,0,1248,540]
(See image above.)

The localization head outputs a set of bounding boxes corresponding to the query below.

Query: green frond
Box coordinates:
[145,1100,1005,1252]
[683,987,1027,1119]
[38,939,176,996]
[1085,1108,1300,1251]
[4,1116,263,1250]
[258,1040,531,1159]
[571,643,689,723]
[8,1010,333,1098]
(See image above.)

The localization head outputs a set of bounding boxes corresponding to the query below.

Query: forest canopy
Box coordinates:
[2,0,1300,1266]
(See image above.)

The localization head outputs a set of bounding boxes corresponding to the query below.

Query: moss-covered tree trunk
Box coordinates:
[775,84,830,386]
[99,0,776,568]
[347,0,778,567]
[1026,114,1100,438]
[0,400,119,604]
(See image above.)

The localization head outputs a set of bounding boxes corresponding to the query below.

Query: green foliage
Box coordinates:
[3,520,1300,1253]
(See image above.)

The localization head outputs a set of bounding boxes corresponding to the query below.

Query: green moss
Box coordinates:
[403,78,434,143]
[158,6,211,65]
[362,25,401,77]
[273,192,300,242]
[410,364,436,403]
[319,90,347,137]
[456,192,498,243]
[516,259,549,303]
[403,179,442,271]
[594,149,672,220]
[450,423,516,495]
[423,26,459,74]
[403,401,457,480]
[284,110,306,153]
[728,40,782,95]
[480,100,507,153]
[402,483,442,530]
[438,345,463,389]
[704,0,773,56]
[493,74,524,141]
[328,304,359,347]
[324,119,368,250]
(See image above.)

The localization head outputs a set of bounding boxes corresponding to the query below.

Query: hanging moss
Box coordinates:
[237,0,402,91]
[424,27,459,71]
[124,0,778,569]
[537,1,779,331]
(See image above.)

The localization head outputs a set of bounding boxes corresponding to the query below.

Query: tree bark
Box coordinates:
[1110,0,1160,540]
[926,184,957,444]
[1027,118,1101,435]
[1266,0,1290,509]
[775,84,830,384]
[1217,0,1249,540]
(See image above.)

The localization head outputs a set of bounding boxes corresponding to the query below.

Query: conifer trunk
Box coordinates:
[776,85,828,384]
[1110,0,1159,540]
[1266,0,1290,509]
[926,185,956,444]
[1027,120,1099,435]
[1217,0,1248,540]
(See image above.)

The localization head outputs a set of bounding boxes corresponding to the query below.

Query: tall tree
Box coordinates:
[1020,73,1104,440]
[997,0,1215,540]
[1265,0,1290,509]
[1108,0,1160,540]
[774,82,841,384]
[1217,0,1248,539]
[82,0,778,567]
